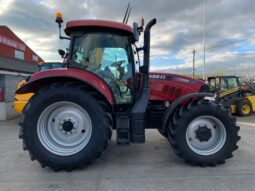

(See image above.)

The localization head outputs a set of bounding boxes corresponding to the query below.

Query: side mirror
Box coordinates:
[58,49,65,58]
[133,22,139,42]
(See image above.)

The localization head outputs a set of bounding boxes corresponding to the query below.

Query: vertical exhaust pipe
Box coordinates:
[132,18,156,111]
[143,18,157,80]
[130,18,156,143]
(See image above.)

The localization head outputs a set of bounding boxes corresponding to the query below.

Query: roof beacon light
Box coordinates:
[55,12,63,25]
[55,12,70,40]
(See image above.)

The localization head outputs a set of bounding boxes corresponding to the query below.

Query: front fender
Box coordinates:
[16,68,115,105]
[162,93,215,132]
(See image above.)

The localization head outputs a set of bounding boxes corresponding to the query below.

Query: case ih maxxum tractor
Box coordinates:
[16,11,240,171]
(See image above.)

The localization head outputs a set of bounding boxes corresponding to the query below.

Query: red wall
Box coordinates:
[0,26,43,63]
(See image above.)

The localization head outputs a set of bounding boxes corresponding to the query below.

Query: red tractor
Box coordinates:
[17,12,240,171]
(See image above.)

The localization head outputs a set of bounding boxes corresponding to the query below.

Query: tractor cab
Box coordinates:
[54,8,150,107]
[54,13,156,144]
[64,20,136,104]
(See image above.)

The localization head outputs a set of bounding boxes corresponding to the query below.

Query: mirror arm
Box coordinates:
[57,21,71,40]
[136,47,144,52]
[137,26,143,34]
[60,36,71,40]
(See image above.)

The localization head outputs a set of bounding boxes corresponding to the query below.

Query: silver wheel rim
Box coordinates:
[185,116,226,156]
[37,101,92,156]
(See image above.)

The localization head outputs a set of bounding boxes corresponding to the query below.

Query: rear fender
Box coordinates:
[16,68,115,106]
[162,93,215,133]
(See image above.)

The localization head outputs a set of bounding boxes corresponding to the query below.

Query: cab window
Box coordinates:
[227,77,239,89]
[208,78,216,92]
[220,78,228,91]
[71,33,134,104]
[220,77,239,90]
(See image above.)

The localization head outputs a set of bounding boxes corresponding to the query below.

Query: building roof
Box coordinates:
[0,26,44,62]
[0,26,44,73]
[65,20,133,35]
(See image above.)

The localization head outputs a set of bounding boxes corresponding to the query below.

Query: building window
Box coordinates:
[15,50,24,60]
[32,54,39,62]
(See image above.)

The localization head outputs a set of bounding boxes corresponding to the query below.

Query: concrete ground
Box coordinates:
[0,115,254,191]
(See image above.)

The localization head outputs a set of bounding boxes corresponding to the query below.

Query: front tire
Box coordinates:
[19,83,112,171]
[168,100,240,166]
[236,100,252,117]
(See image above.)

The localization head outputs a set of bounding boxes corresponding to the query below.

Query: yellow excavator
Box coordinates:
[207,76,255,116]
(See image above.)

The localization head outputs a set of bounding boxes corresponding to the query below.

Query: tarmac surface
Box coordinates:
[0,115,254,191]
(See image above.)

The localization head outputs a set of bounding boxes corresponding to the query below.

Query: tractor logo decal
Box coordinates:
[150,74,191,83]
[149,74,166,79]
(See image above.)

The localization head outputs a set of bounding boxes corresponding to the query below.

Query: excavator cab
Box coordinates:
[207,76,240,94]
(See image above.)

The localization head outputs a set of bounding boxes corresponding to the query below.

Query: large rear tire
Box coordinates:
[19,82,112,171]
[168,100,240,166]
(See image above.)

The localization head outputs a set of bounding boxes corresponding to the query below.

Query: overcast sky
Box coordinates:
[1,0,255,75]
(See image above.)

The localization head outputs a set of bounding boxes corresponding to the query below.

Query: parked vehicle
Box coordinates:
[16,11,240,171]
[207,76,255,116]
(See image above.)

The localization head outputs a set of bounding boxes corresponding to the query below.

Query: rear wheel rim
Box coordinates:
[185,116,226,156]
[37,101,92,156]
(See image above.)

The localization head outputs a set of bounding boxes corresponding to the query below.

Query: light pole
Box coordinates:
[203,0,206,80]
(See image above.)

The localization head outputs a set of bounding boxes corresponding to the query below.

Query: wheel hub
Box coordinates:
[58,117,78,136]
[62,121,74,132]
[242,104,250,114]
[195,125,212,142]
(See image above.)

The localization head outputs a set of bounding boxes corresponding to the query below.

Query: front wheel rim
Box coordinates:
[37,101,92,156]
[242,104,250,115]
[185,116,226,156]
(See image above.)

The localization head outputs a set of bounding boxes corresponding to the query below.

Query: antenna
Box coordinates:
[125,7,132,24]
[123,2,131,24]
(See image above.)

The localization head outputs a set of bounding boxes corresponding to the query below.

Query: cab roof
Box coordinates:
[64,20,133,36]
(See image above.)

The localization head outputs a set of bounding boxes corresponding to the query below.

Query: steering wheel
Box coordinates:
[110,60,126,67]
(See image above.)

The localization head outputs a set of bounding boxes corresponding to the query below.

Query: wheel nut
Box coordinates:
[81,129,86,133]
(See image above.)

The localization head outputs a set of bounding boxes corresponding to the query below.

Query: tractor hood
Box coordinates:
[149,72,208,101]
